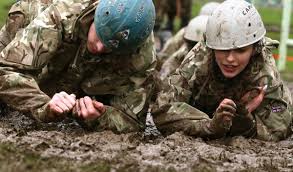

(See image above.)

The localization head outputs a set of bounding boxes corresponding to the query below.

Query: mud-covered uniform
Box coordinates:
[154,38,292,141]
[0,0,156,133]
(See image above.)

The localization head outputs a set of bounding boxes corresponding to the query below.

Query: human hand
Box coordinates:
[210,98,236,133]
[73,96,106,121]
[48,91,76,118]
[228,85,267,136]
[241,85,267,113]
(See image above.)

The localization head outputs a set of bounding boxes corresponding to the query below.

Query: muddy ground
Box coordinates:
[0,80,293,172]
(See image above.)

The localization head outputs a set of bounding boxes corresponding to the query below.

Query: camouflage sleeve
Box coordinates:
[0,1,65,67]
[0,26,9,52]
[254,78,292,141]
[159,43,189,80]
[156,41,209,107]
[0,0,54,52]
[230,81,293,142]
[253,48,292,141]
[0,67,52,121]
[157,28,185,66]
[153,42,217,137]
[0,0,90,122]
[255,96,292,141]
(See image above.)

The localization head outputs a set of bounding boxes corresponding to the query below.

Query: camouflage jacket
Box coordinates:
[157,28,185,67]
[155,38,292,141]
[0,0,156,126]
[159,42,189,80]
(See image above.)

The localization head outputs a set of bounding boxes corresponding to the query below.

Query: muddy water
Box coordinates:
[0,82,292,172]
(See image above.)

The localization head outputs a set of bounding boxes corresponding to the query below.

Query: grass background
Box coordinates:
[0,0,293,72]
[0,0,12,26]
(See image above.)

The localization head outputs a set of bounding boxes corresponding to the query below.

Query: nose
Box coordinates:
[226,51,235,63]
[96,41,106,54]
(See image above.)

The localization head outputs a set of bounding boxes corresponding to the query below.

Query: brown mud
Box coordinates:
[0,82,292,172]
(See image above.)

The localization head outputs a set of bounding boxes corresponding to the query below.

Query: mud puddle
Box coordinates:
[0,81,292,172]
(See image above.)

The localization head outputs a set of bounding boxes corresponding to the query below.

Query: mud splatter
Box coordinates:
[0,82,292,172]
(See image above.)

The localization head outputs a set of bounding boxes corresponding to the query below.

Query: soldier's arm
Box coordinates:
[157,28,185,66]
[154,42,227,138]
[159,43,189,80]
[0,0,54,52]
[0,1,26,52]
[0,25,11,52]
[0,0,86,122]
[253,45,292,141]
[156,41,208,106]
[254,93,292,141]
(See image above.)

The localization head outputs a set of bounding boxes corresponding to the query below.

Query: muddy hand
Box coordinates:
[210,98,236,133]
[241,85,267,113]
[48,91,76,118]
[74,96,106,121]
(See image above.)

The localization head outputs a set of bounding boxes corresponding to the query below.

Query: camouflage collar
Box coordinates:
[72,0,99,41]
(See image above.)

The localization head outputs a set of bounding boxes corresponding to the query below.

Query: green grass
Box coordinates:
[285,61,293,71]
[0,0,14,26]
[259,7,293,28]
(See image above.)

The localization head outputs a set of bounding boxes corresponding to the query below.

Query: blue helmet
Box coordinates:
[94,0,156,53]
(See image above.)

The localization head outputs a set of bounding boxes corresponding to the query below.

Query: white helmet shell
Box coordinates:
[184,15,209,42]
[206,0,266,50]
[199,2,220,16]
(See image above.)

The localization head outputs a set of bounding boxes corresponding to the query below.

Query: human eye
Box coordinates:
[235,48,247,53]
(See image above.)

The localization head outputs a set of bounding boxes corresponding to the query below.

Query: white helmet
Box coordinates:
[206,0,266,50]
[184,15,209,42]
[199,2,220,16]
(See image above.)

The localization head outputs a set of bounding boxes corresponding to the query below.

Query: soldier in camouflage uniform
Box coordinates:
[0,0,53,52]
[157,2,219,69]
[0,0,156,133]
[159,15,208,80]
[153,0,292,141]
[156,28,185,68]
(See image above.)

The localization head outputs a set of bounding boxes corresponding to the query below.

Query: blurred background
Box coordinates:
[153,0,293,75]
[0,0,292,74]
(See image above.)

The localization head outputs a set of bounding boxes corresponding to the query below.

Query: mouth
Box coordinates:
[222,64,238,73]
[88,43,98,54]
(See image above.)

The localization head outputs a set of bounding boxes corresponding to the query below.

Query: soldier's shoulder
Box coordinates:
[183,40,211,64]
[178,41,211,79]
